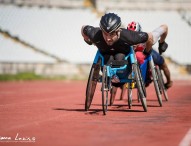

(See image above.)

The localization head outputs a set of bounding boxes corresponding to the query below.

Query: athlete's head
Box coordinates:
[127,21,142,32]
[100,13,121,33]
[100,13,121,45]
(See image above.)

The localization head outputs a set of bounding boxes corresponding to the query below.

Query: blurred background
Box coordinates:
[0,0,191,81]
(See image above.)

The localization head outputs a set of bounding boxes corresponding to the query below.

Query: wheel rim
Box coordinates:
[133,64,147,112]
[157,68,169,101]
[102,66,109,115]
[152,68,163,106]
[85,62,100,111]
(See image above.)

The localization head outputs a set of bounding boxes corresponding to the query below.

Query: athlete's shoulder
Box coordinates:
[120,28,148,45]
[119,28,137,41]
[120,28,138,37]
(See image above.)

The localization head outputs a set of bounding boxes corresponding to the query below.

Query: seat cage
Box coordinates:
[92,46,137,83]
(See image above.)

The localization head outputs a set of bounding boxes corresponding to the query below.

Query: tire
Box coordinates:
[151,67,162,106]
[133,64,147,112]
[102,65,109,115]
[149,61,162,107]
[153,68,163,106]
[85,61,101,111]
[137,63,147,97]
[157,67,169,101]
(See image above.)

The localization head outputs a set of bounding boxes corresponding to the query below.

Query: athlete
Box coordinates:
[127,21,173,89]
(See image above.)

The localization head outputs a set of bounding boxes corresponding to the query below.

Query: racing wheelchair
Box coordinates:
[127,51,169,109]
[85,47,147,115]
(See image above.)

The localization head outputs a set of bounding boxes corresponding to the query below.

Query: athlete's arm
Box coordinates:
[120,29,149,45]
[151,24,168,54]
[120,29,153,53]
[144,32,153,54]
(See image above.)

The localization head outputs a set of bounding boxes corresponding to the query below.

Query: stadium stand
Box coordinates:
[0,5,98,64]
[1,5,191,65]
[0,35,55,63]
[105,9,191,77]
[106,9,191,65]
[0,34,80,76]
[180,10,191,26]
[0,5,97,77]
[0,0,85,8]
[96,0,191,11]
[0,1,191,77]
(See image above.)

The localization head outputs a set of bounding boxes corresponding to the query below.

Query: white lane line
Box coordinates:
[179,128,191,146]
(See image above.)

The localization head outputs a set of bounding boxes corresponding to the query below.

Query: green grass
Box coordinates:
[0,72,86,81]
[0,72,45,81]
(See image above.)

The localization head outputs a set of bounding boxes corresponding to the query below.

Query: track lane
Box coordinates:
[0,80,191,146]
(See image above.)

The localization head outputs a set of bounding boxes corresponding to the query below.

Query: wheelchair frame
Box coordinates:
[85,47,147,115]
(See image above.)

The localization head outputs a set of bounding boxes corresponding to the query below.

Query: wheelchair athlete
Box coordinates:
[127,21,173,89]
[81,13,168,83]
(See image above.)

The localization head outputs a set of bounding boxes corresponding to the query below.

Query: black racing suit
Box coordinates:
[84,26,148,65]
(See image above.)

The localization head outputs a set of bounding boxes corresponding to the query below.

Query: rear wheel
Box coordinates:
[85,61,101,111]
[102,65,110,115]
[133,64,147,112]
[157,67,169,101]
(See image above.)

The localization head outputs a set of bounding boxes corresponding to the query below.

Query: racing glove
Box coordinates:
[84,39,92,45]
[158,41,168,55]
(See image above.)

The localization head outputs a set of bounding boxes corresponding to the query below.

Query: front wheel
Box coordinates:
[85,62,100,111]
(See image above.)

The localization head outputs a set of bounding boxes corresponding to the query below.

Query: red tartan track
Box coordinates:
[0,80,191,146]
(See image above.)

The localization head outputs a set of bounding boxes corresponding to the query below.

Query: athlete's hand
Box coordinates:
[81,25,92,45]
[84,39,92,45]
[158,41,168,55]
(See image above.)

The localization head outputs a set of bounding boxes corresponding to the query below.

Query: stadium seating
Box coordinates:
[0,5,98,64]
[0,5,191,66]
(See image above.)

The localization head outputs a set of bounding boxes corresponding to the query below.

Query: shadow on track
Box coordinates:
[52,105,145,115]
